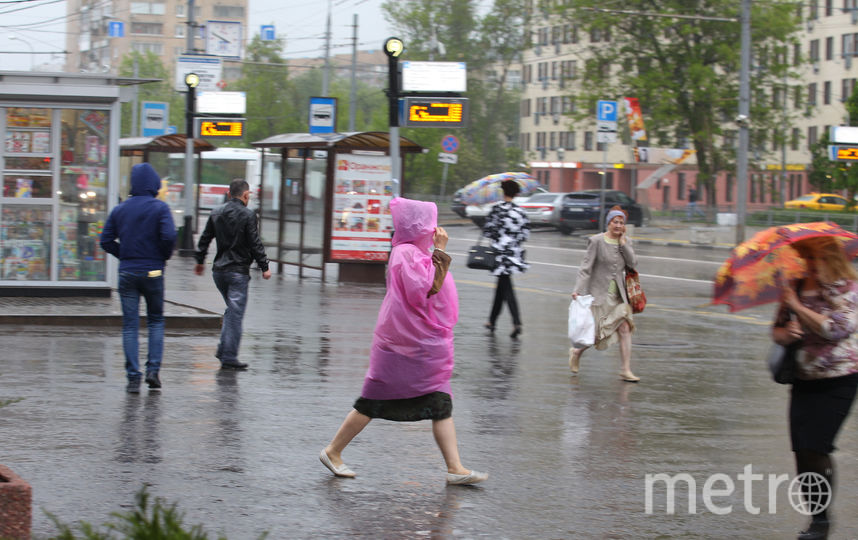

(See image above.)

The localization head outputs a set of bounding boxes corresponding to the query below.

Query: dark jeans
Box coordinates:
[119,271,165,380]
[490,274,521,327]
[213,271,250,364]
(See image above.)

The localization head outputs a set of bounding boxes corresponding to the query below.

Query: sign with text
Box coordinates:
[401,61,467,93]
[829,145,858,161]
[330,154,394,263]
[175,55,222,92]
[195,118,245,139]
[401,97,468,128]
[438,152,458,164]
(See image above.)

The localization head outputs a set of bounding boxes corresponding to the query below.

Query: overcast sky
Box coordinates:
[0,0,394,72]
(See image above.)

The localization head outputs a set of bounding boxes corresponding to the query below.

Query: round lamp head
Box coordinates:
[384,37,404,58]
[185,72,200,89]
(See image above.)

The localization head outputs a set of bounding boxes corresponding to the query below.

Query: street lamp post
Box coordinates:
[180,72,200,256]
[384,37,404,195]
[9,36,34,70]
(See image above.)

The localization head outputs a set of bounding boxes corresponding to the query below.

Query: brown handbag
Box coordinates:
[625,267,646,314]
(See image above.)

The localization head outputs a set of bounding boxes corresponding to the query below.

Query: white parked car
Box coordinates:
[465,188,546,227]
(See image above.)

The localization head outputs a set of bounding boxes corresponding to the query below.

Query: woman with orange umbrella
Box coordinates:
[715,223,858,538]
[771,237,858,540]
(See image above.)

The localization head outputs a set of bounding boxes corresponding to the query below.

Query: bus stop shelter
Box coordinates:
[119,134,216,232]
[251,131,424,282]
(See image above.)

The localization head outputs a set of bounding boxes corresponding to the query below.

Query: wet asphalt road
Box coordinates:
[3,229,858,539]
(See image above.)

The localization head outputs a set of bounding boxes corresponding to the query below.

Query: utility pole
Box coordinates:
[322,0,332,96]
[131,56,139,136]
[348,14,358,132]
[735,0,751,244]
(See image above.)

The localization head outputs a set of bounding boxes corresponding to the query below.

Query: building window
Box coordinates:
[549,132,557,150]
[131,42,164,55]
[176,4,185,16]
[808,82,817,106]
[826,36,834,60]
[596,141,606,151]
[566,131,576,150]
[842,78,856,101]
[824,80,831,104]
[810,0,819,18]
[791,127,800,150]
[726,174,734,203]
[130,1,165,15]
[678,173,686,200]
[793,43,801,65]
[810,39,820,62]
[213,5,245,18]
[130,22,163,35]
[794,86,802,109]
[521,99,531,118]
[827,0,834,15]
[808,126,818,148]
[584,131,593,151]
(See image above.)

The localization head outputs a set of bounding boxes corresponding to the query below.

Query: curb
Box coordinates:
[0,314,222,329]
[631,238,735,251]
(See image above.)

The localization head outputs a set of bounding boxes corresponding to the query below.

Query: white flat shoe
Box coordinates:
[446,470,488,485]
[319,449,356,478]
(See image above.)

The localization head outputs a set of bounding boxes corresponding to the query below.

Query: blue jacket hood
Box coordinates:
[130,163,161,197]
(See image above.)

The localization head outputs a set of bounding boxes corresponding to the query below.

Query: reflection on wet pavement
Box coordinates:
[2,257,858,538]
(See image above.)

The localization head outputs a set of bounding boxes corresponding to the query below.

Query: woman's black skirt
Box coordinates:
[354,391,452,422]
[790,373,858,453]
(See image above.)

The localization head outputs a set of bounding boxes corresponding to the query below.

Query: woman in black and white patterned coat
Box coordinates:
[482,179,530,338]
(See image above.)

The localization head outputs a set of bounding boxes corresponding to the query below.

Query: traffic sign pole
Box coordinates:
[596,100,617,230]
[440,162,449,197]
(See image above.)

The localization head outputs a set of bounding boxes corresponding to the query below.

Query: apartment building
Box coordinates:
[517,3,858,211]
[65,0,248,83]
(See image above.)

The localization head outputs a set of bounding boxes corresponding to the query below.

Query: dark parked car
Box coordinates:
[450,188,467,218]
[558,190,646,234]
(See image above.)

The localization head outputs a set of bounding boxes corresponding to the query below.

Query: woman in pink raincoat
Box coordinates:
[320,197,488,485]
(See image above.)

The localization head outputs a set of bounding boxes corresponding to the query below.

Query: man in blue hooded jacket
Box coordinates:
[101,163,177,393]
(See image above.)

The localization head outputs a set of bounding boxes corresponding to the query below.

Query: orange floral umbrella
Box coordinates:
[713,222,858,312]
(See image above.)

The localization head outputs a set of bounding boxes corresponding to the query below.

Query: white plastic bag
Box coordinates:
[568,295,595,348]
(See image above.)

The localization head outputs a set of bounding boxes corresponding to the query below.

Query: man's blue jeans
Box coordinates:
[213,271,250,364]
[119,271,165,380]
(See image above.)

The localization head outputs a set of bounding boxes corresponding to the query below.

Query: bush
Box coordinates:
[47,486,266,540]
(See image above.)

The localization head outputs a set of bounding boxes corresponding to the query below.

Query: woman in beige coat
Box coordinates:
[570,207,640,382]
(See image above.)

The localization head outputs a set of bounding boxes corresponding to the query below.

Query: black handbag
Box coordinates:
[466,237,498,271]
[767,342,799,384]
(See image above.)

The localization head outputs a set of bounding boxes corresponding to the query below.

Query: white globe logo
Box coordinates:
[788,472,832,516]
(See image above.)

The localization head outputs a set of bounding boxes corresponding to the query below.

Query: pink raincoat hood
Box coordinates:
[361,197,459,400]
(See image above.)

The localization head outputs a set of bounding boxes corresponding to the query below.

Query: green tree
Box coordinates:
[559,0,801,206]
[118,52,185,138]
[383,0,527,194]
[230,36,298,145]
[809,87,858,202]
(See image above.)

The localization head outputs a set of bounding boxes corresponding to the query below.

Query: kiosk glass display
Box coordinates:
[0,106,110,283]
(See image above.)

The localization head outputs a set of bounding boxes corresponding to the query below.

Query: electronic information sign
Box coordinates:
[400,97,468,128]
[195,118,245,139]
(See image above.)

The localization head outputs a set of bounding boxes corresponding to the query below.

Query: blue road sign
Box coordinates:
[167,126,177,135]
[441,134,459,153]
[261,25,275,41]
[309,96,337,134]
[597,100,618,122]
[108,21,124,38]
[141,102,169,137]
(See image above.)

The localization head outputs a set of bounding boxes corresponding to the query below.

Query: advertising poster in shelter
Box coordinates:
[331,153,394,262]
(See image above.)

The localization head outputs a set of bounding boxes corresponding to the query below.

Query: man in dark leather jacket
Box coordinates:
[194,179,271,369]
